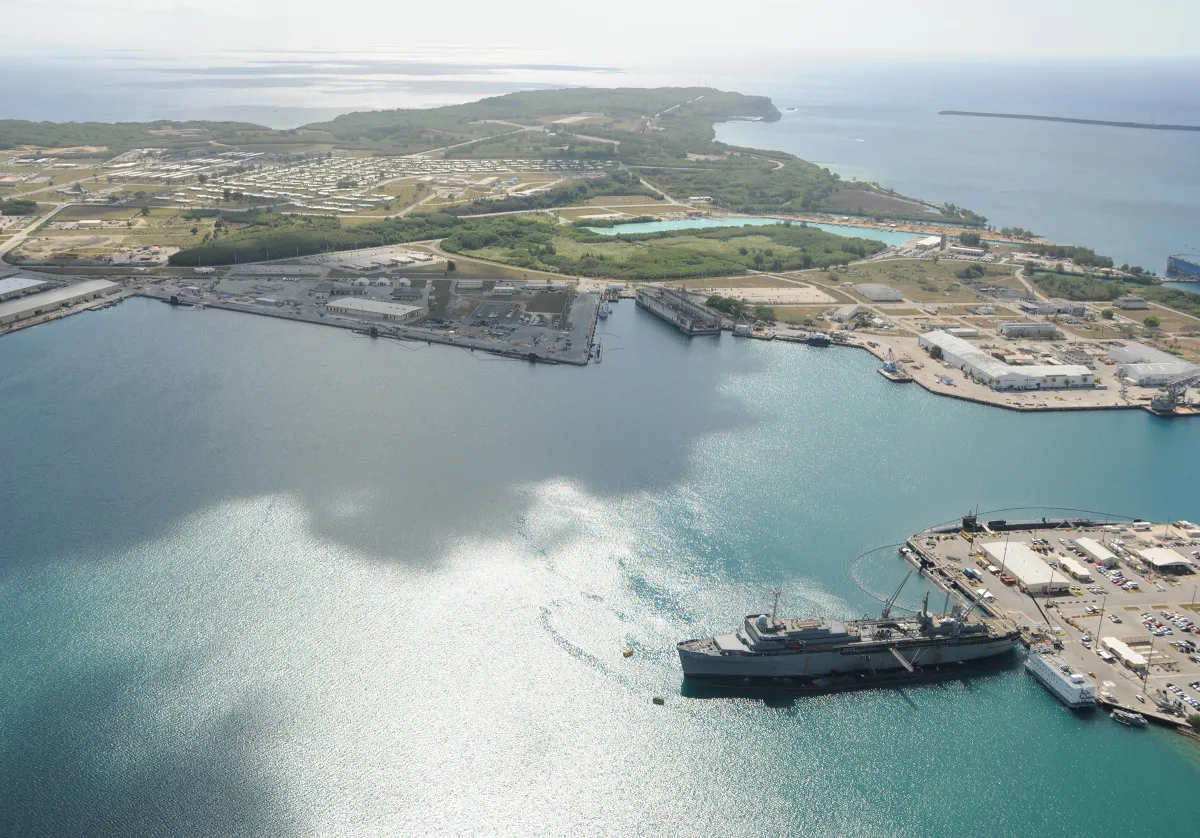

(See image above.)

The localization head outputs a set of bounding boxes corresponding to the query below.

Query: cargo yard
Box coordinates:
[903,515,1200,733]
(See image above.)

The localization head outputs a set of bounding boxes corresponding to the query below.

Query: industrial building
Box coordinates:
[326,298,422,322]
[1057,556,1094,582]
[1107,342,1198,386]
[1075,537,1118,568]
[1114,296,1149,310]
[831,305,859,323]
[997,322,1060,339]
[913,235,943,249]
[0,279,119,325]
[1136,547,1195,575]
[919,331,1094,390]
[1017,298,1086,317]
[853,283,903,302]
[1100,637,1147,672]
[0,276,48,302]
[980,541,1071,594]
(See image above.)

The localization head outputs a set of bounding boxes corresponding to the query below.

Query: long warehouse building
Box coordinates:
[326,297,422,322]
[918,331,1094,390]
[980,541,1071,594]
[0,279,119,325]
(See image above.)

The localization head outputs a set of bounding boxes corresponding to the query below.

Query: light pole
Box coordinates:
[1096,592,1107,645]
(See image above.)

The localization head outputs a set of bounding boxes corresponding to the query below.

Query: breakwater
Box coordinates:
[939,110,1200,132]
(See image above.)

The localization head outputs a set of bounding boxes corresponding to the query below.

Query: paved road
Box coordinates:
[0,202,71,259]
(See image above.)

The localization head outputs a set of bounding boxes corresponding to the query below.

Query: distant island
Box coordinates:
[939,110,1200,132]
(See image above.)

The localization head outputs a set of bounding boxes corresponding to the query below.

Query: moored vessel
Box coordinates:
[678,584,1020,682]
[1024,647,1097,709]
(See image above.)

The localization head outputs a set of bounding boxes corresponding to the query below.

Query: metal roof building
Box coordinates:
[1075,537,1117,567]
[1137,547,1195,574]
[1117,361,1198,386]
[326,297,422,322]
[0,279,119,325]
[918,331,1094,391]
[981,541,1071,594]
[0,276,48,302]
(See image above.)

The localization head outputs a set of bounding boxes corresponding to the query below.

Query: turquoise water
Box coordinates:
[3,298,1200,836]
[586,216,921,246]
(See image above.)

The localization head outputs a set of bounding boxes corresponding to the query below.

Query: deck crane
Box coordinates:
[880,571,912,619]
[1150,369,1200,414]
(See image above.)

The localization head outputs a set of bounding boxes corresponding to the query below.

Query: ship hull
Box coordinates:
[678,632,1019,679]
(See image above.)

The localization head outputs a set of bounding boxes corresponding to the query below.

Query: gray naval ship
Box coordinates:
[678,580,1021,681]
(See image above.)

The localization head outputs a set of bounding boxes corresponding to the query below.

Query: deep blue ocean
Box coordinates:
[4,55,1200,836]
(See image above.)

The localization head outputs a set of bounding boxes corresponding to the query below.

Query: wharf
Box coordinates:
[137,291,590,365]
[877,366,914,383]
[902,515,1200,734]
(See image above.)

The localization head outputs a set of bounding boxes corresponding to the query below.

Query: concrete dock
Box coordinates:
[902,515,1200,732]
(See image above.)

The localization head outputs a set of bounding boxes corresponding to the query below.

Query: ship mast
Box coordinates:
[770,586,783,622]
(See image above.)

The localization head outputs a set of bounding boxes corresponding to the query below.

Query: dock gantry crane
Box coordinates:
[880,571,912,620]
[1150,369,1200,414]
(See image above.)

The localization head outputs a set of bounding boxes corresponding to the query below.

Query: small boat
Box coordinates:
[597,303,611,319]
[1135,694,1145,703]
[1110,709,1148,727]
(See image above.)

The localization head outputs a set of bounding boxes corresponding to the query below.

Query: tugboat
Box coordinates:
[1110,709,1149,727]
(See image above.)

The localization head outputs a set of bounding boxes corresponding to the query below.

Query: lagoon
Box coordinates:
[586,215,921,246]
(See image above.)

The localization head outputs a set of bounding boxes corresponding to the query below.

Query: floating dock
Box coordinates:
[635,287,722,336]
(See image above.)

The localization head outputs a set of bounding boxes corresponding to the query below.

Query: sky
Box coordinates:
[7,0,1200,69]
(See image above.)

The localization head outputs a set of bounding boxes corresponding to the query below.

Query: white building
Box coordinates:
[1118,361,1198,386]
[0,276,48,302]
[0,279,120,325]
[913,235,943,249]
[456,280,483,290]
[492,285,516,296]
[918,331,1094,391]
[327,298,422,322]
[1137,547,1195,575]
[831,305,859,323]
[1100,637,1147,672]
[1114,296,1149,310]
[981,541,1071,594]
[1075,537,1118,567]
[1057,556,1094,582]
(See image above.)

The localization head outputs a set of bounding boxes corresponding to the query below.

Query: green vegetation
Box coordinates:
[441,217,886,280]
[998,226,1037,239]
[169,210,466,266]
[956,264,988,280]
[1027,243,1114,269]
[929,345,943,360]
[1101,308,1114,319]
[1144,315,1161,328]
[959,231,982,246]
[705,296,776,322]
[443,172,655,216]
[1188,713,1200,732]
[1032,273,1200,319]
[0,198,37,215]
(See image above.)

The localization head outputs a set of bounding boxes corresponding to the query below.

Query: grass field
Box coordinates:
[771,305,834,325]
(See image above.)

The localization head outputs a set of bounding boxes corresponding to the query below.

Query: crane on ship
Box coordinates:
[1149,369,1200,415]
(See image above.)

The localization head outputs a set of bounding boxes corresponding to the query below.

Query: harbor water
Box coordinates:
[3,298,1199,837]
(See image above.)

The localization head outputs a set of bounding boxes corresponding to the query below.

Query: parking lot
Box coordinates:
[914,519,1200,720]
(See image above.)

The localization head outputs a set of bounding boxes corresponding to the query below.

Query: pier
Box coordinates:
[902,514,1200,735]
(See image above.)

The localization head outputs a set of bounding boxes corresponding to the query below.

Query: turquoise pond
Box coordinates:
[585,216,921,246]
